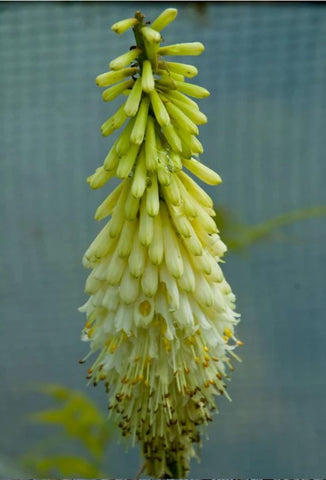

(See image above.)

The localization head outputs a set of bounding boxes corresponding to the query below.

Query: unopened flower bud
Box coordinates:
[111,17,138,35]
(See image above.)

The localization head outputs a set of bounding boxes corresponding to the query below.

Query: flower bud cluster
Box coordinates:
[80,9,241,478]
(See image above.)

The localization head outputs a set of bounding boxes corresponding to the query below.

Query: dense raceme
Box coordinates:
[80,9,241,478]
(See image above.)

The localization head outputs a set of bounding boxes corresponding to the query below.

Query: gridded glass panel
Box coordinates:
[0,2,326,477]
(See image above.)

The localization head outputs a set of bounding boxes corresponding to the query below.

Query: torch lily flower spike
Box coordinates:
[80,8,241,478]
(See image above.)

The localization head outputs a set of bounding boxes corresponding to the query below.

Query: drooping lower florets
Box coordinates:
[80,8,241,478]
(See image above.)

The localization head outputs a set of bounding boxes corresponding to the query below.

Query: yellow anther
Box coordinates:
[109,344,117,353]
[139,300,152,316]
[237,340,244,346]
[184,367,190,374]
[138,374,144,381]
[204,355,210,362]
[224,327,233,338]
[212,357,219,362]
[203,346,209,352]
[144,379,149,387]
[194,356,200,363]
[85,320,92,329]
[223,335,229,342]
[153,318,160,327]
[87,328,94,338]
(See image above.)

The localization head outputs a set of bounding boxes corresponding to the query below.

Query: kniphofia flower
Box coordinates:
[80,8,241,478]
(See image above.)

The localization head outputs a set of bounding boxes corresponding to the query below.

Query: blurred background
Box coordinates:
[1,1,326,477]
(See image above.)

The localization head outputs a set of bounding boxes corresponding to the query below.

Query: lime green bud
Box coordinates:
[103,143,119,171]
[158,42,205,56]
[176,176,198,218]
[124,188,140,220]
[161,124,182,153]
[111,17,138,35]
[174,80,210,98]
[139,195,154,246]
[141,260,158,297]
[157,164,171,186]
[183,158,222,185]
[193,272,214,308]
[130,96,150,144]
[124,78,143,117]
[166,95,207,125]
[162,174,181,206]
[169,151,182,170]
[144,116,158,171]
[94,181,124,221]
[196,204,218,234]
[115,119,135,156]
[151,8,178,31]
[176,127,203,155]
[96,67,138,87]
[177,170,213,208]
[148,212,164,265]
[120,266,139,304]
[143,39,159,71]
[141,26,161,44]
[161,204,183,278]
[131,147,147,198]
[109,206,125,239]
[167,205,192,238]
[109,47,141,70]
[159,60,198,78]
[149,90,170,127]
[102,79,134,102]
[161,89,200,111]
[183,226,203,256]
[101,103,128,136]
[116,143,140,178]
[128,233,146,277]
[87,166,115,189]
[106,249,126,285]
[177,244,196,292]
[109,185,129,237]
[146,174,159,216]
[165,101,198,135]
[194,249,213,275]
[117,220,137,257]
[142,60,155,93]
[157,69,185,82]
[156,76,176,90]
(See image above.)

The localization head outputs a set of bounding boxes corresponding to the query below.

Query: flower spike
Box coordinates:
[81,8,241,478]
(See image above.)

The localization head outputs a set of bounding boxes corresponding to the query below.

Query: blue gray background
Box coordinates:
[1,1,326,477]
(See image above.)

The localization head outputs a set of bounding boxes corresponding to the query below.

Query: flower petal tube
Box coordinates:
[80,9,241,478]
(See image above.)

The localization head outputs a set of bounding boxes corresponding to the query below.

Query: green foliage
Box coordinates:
[23,384,113,477]
[215,205,326,252]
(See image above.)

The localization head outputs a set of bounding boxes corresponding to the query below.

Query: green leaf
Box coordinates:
[215,205,326,252]
[28,384,113,461]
